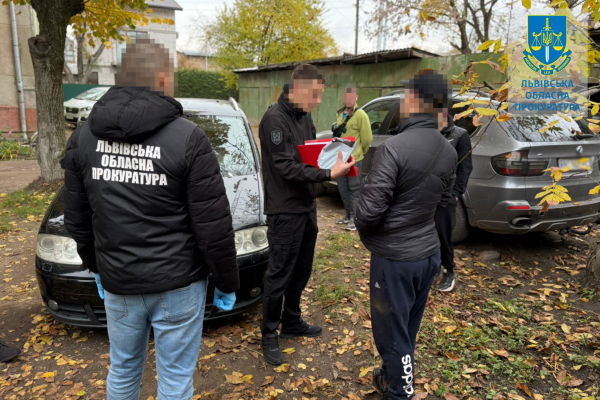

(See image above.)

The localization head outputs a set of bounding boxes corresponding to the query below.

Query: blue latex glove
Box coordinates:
[94,273,105,300]
[213,288,236,311]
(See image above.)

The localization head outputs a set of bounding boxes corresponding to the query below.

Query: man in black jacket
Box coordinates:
[259,64,354,365]
[355,70,457,399]
[435,113,473,292]
[63,39,239,399]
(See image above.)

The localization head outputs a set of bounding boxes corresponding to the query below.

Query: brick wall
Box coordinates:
[0,106,37,134]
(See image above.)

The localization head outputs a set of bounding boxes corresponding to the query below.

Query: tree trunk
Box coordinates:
[29,0,84,181]
[586,244,600,287]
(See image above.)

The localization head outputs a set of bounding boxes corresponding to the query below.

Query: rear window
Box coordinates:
[185,115,257,176]
[505,114,600,142]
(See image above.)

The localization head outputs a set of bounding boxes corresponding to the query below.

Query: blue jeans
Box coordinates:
[104,279,208,400]
[337,160,362,219]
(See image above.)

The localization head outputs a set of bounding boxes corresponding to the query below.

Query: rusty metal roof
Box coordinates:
[233,47,438,74]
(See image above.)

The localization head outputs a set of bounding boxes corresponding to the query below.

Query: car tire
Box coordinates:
[316,183,327,197]
[452,200,470,244]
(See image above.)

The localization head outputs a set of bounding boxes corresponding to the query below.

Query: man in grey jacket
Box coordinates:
[355,70,457,399]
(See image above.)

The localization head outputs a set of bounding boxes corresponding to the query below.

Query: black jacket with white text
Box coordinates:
[62,86,239,295]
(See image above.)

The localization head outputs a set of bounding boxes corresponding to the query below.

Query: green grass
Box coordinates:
[0,141,31,160]
[0,189,55,233]
[315,279,354,304]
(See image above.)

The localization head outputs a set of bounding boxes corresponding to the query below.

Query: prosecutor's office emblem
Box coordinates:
[523,15,571,76]
[271,130,282,145]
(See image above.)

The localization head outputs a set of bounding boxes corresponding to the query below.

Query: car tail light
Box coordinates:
[491,150,549,177]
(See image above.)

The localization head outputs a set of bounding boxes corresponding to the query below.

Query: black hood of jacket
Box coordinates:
[278,89,308,120]
[397,114,439,134]
[88,86,183,144]
[441,113,455,136]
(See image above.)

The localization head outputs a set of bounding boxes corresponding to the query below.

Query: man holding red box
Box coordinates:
[259,64,355,365]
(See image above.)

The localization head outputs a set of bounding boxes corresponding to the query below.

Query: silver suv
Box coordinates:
[317,91,600,242]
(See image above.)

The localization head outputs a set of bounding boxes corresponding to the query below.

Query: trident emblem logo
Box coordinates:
[523,15,571,75]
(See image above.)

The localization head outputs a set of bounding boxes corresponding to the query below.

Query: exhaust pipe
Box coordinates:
[511,217,532,227]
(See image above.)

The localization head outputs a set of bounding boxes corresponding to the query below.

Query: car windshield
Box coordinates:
[185,115,257,176]
[75,88,108,100]
[505,114,600,142]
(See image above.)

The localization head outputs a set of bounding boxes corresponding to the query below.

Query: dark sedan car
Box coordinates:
[35,98,268,327]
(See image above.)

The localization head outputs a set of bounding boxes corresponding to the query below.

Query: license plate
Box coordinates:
[558,157,592,171]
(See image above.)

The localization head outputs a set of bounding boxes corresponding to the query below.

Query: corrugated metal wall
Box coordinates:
[237,53,506,132]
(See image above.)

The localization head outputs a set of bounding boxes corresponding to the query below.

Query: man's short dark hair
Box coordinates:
[291,64,326,85]
[344,84,357,94]
[117,38,173,89]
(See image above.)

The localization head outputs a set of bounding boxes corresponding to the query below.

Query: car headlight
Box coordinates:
[235,227,268,256]
[79,107,91,112]
[37,234,82,265]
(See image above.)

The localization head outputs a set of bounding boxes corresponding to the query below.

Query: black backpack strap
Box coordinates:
[396,136,445,194]
[333,110,356,138]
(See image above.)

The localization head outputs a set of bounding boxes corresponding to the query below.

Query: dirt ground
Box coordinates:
[0,187,599,399]
[0,160,41,194]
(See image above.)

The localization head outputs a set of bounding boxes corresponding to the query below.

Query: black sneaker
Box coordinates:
[346,218,357,231]
[261,333,283,365]
[438,269,456,292]
[336,217,349,225]
[0,341,21,362]
[372,367,388,394]
[279,321,322,339]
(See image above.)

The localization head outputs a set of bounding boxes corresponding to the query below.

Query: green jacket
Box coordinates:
[336,106,373,163]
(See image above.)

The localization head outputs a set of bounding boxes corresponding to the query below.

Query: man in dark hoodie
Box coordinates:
[435,112,473,292]
[355,70,457,399]
[62,39,239,399]
[259,65,355,365]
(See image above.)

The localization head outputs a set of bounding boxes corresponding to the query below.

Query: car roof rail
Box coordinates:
[229,97,240,111]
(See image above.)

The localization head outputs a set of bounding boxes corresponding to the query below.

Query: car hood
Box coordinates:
[316,130,333,140]
[64,99,97,109]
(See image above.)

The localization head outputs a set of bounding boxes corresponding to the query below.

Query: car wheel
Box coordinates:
[316,183,327,197]
[452,200,470,244]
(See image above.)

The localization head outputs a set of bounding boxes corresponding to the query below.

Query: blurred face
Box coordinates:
[400,89,423,118]
[289,79,325,112]
[158,68,175,96]
[342,90,358,108]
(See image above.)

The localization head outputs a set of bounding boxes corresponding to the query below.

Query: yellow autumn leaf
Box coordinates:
[497,113,513,122]
[445,325,457,334]
[282,348,296,354]
[589,185,600,195]
[359,367,371,377]
[522,0,531,8]
[474,108,499,116]
[499,102,509,111]
[298,363,307,370]
[478,39,496,51]
[42,372,55,378]
[242,374,253,384]
[593,104,599,115]
[452,100,472,108]
[76,391,86,397]
[0,193,6,198]
[454,108,474,120]
[561,324,571,334]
